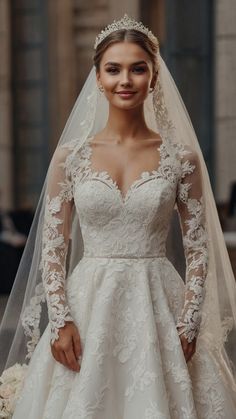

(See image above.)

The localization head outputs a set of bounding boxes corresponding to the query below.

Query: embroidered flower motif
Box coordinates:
[176,147,208,342]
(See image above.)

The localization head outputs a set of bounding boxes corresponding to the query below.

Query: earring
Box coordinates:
[149,87,154,93]
[98,85,104,93]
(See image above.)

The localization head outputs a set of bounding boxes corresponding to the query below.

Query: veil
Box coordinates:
[0,43,236,387]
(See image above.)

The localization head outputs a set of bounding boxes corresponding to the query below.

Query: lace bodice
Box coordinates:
[40,138,208,345]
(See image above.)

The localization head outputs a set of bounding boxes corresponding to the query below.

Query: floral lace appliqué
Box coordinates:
[176,147,208,343]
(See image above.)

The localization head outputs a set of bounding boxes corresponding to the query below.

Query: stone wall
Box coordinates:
[215,0,236,203]
[0,0,12,209]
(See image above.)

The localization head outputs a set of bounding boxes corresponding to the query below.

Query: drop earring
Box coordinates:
[98,85,104,93]
[149,87,154,93]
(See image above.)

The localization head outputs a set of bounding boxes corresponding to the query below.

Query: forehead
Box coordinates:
[100,41,151,65]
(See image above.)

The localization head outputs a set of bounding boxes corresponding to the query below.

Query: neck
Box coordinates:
[104,103,150,142]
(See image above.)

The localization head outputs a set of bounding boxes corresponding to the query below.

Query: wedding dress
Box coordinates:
[11,136,236,419]
[1,14,236,419]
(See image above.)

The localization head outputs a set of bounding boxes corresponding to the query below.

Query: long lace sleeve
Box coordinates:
[176,147,208,343]
[39,147,74,344]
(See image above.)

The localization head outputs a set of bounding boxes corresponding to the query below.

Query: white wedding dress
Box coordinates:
[12,137,236,419]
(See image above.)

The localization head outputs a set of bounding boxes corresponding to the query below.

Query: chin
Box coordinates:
[112,98,146,110]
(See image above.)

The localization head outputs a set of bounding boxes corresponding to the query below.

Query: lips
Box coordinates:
[117,91,136,94]
[116,91,137,99]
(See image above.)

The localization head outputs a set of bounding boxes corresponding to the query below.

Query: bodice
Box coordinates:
[73,140,180,258]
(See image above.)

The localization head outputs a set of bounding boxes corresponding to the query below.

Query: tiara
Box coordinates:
[94,14,159,50]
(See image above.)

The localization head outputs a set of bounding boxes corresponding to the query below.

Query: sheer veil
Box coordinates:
[0,28,236,388]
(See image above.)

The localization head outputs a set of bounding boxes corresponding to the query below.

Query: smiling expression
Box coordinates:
[96,42,157,110]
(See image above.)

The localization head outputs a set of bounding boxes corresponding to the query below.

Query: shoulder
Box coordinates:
[171,142,198,161]
[51,140,85,173]
[171,142,201,176]
[52,139,81,163]
[48,147,72,182]
[52,145,71,165]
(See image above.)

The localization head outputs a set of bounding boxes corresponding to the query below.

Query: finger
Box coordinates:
[181,342,189,354]
[185,349,191,362]
[186,347,195,363]
[64,347,81,372]
[73,332,82,359]
[52,346,66,367]
[182,343,191,361]
[188,347,196,362]
[58,350,69,368]
[179,334,188,346]
[186,352,193,363]
[184,349,189,362]
[51,346,60,363]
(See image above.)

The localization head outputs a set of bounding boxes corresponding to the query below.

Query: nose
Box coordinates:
[120,70,132,87]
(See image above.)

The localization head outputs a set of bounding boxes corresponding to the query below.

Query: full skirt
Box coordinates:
[12,256,236,419]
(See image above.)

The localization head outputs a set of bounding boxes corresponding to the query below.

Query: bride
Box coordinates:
[1,14,236,419]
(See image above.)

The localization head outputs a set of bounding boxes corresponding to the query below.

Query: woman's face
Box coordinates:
[96,42,156,110]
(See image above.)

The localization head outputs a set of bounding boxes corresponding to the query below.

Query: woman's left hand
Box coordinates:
[178,332,197,363]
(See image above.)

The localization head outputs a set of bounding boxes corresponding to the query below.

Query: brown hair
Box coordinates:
[93,29,159,74]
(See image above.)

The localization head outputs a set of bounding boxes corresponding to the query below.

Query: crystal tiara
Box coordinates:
[94,14,159,50]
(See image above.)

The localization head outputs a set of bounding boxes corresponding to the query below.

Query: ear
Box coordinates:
[96,71,101,87]
[150,70,158,89]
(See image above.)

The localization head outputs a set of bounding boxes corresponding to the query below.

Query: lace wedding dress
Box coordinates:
[12,137,236,419]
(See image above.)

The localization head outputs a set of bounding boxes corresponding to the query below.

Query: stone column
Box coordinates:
[141,0,166,46]
[47,0,77,151]
[109,0,139,20]
[215,0,236,203]
[0,0,12,209]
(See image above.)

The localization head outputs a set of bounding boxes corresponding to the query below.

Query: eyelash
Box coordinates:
[106,67,146,74]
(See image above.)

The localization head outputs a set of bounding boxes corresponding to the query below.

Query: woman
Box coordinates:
[1,14,236,418]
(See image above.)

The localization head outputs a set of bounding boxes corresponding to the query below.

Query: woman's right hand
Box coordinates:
[51,321,82,372]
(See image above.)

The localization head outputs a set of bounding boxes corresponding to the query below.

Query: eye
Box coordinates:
[132,66,146,74]
[106,67,119,74]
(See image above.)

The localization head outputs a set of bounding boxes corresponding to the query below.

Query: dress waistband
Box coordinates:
[83,254,166,259]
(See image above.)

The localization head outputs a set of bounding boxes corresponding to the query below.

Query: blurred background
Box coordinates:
[0,0,236,315]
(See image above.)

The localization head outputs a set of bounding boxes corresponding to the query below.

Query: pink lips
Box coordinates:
[116,91,137,99]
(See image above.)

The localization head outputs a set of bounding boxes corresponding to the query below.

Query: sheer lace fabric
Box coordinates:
[40,149,74,343]
[175,146,208,342]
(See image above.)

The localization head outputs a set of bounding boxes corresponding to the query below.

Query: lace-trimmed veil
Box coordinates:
[0,19,236,384]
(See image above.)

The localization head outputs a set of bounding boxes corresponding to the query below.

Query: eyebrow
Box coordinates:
[104,60,148,67]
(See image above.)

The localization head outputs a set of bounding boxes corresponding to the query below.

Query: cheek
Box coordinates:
[136,74,151,89]
[100,75,117,91]
[105,81,117,92]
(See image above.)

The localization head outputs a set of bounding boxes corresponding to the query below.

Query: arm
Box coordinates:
[176,148,208,343]
[40,147,74,344]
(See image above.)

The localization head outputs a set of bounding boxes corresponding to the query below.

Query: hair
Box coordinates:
[93,29,159,74]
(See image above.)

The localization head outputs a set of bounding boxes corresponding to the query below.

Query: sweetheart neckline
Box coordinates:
[82,137,166,204]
